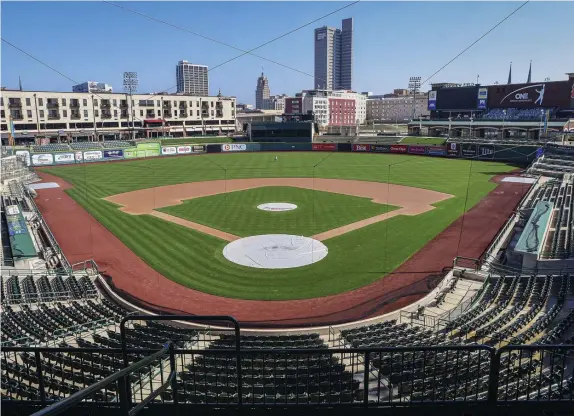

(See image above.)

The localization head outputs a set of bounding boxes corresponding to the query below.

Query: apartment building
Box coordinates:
[176,60,209,96]
[0,89,236,141]
[367,95,429,122]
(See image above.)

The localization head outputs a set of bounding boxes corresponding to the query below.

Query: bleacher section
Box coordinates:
[481,108,556,121]
[529,151,574,178]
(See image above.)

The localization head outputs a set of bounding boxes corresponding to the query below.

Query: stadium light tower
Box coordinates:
[123,72,138,141]
[408,76,422,122]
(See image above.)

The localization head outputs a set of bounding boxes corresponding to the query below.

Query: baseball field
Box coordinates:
[38,152,516,301]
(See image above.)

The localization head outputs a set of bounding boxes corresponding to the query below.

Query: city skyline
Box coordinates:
[314,17,353,90]
[2,2,573,105]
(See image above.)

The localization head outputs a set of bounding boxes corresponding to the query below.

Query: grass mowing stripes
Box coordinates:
[40,152,515,300]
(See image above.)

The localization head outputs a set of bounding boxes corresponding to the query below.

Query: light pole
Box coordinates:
[123,72,138,141]
[448,117,452,138]
[469,117,473,139]
[91,95,97,141]
[408,76,421,121]
[502,109,506,140]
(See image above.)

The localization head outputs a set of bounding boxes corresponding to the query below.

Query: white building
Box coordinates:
[367,95,429,122]
[261,94,288,112]
[72,82,113,93]
[0,89,236,141]
[176,60,209,96]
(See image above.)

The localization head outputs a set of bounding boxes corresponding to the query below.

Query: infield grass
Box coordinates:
[40,152,515,300]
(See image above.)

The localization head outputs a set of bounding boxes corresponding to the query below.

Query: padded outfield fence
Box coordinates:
[1,316,572,415]
[1,140,544,166]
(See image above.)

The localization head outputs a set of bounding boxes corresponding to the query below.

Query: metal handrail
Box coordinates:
[30,342,173,416]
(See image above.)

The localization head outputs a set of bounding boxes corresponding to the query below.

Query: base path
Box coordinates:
[105,178,453,242]
[34,171,531,328]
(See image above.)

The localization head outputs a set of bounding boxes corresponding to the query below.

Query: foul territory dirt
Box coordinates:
[104,178,453,241]
[34,171,531,327]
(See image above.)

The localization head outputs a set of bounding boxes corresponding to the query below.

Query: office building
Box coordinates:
[255,72,271,110]
[72,82,113,93]
[314,18,353,90]
[367,95,429,122]
[262,94,288,111]
[176,60,209,95]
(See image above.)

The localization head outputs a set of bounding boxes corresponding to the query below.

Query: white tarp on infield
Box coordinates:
[223,234,328,269]
[27,182,60,190]
[257,202,297,212]
[501,177,537,184]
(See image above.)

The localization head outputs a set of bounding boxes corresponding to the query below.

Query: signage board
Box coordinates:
[352,144,371,152]
[477,87,488,109]
[75,151,83,161]
[487,81,571,108]
[427,146,446,156]
[428,91,437,110]
[478,145,495,159]
[84,150,103,161]
[390,144,408,154]
[461,143,477,158]
[54,153,75,164]
[177,145,192,154]
[103,149,124,160]
[222,143,247,152]
[32,153,54,166]
[161,146,177,155]
[370,145,391,153]
[408,145,426,155]
[312,143,336,151]
[447,142,460,157]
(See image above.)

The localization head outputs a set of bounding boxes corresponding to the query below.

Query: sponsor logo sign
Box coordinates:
[461,143,477,158]
[488,81,571,109]
[103,149,124,160]
[447,142,460,157]
[390,144,408,154]
[177,145,192,154]
[222,143,247,152]
[370,145,391,153]
[408,145,426,155]
[352,144,371,152]
[161,146,177,155]
[477,87,488,110]
[192,145,205,152]
[478,145,495,159]
[427,146,446,156]
[15,150,31,166]
[312,143,337,151]
[136,142,160,151]
[428,91,437,110]
[75,151,83,161]
[54,153,75,164]
[32,153,54,166]
[124,148,137,159]
[83,150,103,161]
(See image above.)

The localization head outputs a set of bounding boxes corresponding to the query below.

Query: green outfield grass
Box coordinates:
[159,186,398,237]
[40,152,515,300]
[160,137,234,145]
[400,137,447,145]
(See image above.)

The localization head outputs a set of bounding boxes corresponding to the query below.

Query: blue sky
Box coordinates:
[2,1,573,104]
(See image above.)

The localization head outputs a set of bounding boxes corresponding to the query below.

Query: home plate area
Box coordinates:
[222,234,328,269]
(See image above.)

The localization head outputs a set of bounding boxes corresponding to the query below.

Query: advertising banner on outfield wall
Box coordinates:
[177,145,192,154]
[390,144,408,154]
[54,153,75,164]
[478,145,495,159]
[32,153,54,166]
[15,150,31,166]
[103,149,124,160]
[161,146,177,155]
[84,150,103,161]
[312,143,336,151]
[192,145,205,153]
[222,143,247,152]
[124,148,137,159]
[352,144,371,152]
[461,143,477,158]
[370,145,391,153]
[408,145,426,155]
[447,143,460,157]
[74,151,83,162]
[427,146,446,156]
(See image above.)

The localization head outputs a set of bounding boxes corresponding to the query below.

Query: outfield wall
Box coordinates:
[7,141,541,167]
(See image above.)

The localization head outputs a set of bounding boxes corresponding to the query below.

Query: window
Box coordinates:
[197,110,199,116]
[113,99,117,106]
[95,110,99,117]
[114,110,118,117]
[174,110,178,116]
[83,99,87,106]
[210,102,214,108]
[39,110,45,118]
[196,101,199,107]
[211,110,214,117]
[173,101,176,106]
[84,109,88,118]
[0,97,3,106]
[38,98,44,106]
[93,99,98,106]
[157,100,160,107]
[0,110,4,118]
[140,110,144,116]
[26,98,31,106]
[62,98,66,106]
[63,110,67,117]
[26,110,32,118]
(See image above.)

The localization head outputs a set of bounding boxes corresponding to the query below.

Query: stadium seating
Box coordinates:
[101,140,135,148]
[32,144,71,153]
[481,108,555,122]
[69,142,103,150]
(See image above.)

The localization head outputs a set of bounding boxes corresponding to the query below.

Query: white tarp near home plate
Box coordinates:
[27,182,60,190]
[223,234,328,269]
[257,202,298,212]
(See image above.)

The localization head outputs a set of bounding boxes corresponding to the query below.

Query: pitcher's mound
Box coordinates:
[223,234,328,269]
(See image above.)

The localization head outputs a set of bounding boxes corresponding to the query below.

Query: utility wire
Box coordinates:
[103,0,360,100]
